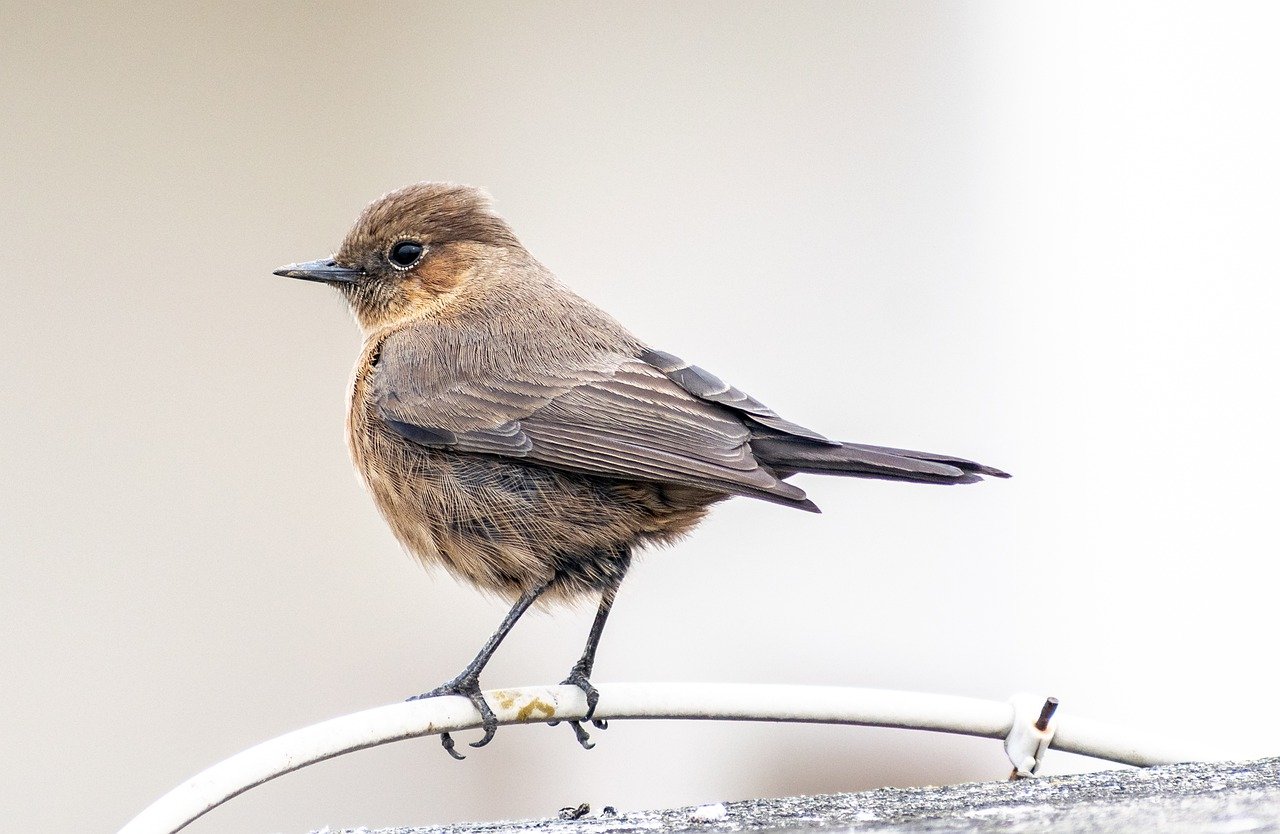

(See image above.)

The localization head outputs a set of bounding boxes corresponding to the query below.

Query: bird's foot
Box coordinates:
[407,673,496,760]
[548,665,607,749]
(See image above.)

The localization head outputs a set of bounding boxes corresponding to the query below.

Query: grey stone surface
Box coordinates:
[315,757,1280,834]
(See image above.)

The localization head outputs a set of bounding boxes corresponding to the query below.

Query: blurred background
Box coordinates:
[3,2,1279,832]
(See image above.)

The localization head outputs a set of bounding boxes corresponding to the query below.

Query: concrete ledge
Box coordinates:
[320,757,1280,834]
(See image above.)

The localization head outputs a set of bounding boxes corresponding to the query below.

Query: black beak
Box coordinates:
[273,258,363,285]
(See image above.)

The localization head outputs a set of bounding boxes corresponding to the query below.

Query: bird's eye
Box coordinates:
[388,241,425,269]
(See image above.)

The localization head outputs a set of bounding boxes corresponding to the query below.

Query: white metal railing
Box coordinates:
[116,682,1226,834]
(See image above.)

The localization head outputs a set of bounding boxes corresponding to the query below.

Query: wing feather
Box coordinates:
[637,348,836,444]
[372,329,812,507]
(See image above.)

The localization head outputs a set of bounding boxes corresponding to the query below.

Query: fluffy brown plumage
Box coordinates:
[274,181,1008,757]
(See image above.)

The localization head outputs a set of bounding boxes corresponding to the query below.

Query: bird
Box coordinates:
[274,182,1008,759]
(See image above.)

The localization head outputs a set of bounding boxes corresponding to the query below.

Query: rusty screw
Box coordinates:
[1035,697,1060,732]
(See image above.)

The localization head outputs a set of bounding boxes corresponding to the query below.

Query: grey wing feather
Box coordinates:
[519,369,804,500]
[373,335,814,508]
[382,414,534,456]
[638,348,836,444]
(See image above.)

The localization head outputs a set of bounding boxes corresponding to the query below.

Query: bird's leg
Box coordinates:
[409,578,550,760]
[552,579,622,749]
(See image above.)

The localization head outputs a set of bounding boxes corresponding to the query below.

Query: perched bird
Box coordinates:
[274,182,1007,759]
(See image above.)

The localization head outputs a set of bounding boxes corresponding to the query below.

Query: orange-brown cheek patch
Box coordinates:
[412,243,484,297]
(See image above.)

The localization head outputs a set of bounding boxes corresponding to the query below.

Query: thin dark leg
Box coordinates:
[409,578,550,760]
[554,578,623,749]
[569,586,617,694]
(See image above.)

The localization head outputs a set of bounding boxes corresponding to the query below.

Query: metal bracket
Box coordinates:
[1005,694,1059,778]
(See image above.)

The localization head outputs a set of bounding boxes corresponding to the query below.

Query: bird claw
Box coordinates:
[561,666,601,721]
[439,731,466,760]
[552,666,607,749]
[568,720,596,749]
[408,674,498,759]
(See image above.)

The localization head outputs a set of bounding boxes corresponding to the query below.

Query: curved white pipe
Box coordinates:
[116,683,1220,834]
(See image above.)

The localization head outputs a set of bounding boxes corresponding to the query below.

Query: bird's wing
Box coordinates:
[636,348,837,443]
[372,333,814,509]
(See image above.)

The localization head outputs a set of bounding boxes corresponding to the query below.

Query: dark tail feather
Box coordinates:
[751,437,1010,485]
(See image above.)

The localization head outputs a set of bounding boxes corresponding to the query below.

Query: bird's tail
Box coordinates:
[751,437,1010,485]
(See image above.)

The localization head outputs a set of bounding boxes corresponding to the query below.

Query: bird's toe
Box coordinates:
[407,673,497,758]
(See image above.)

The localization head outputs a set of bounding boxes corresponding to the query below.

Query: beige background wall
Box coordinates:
[3,3,1278,833]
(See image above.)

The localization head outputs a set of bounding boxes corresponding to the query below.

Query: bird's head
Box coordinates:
[274,182,522,332]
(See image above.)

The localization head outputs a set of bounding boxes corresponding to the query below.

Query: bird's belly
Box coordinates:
[349,418,720,601]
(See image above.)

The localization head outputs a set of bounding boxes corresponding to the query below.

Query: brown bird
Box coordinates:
[274,182,1008,759]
